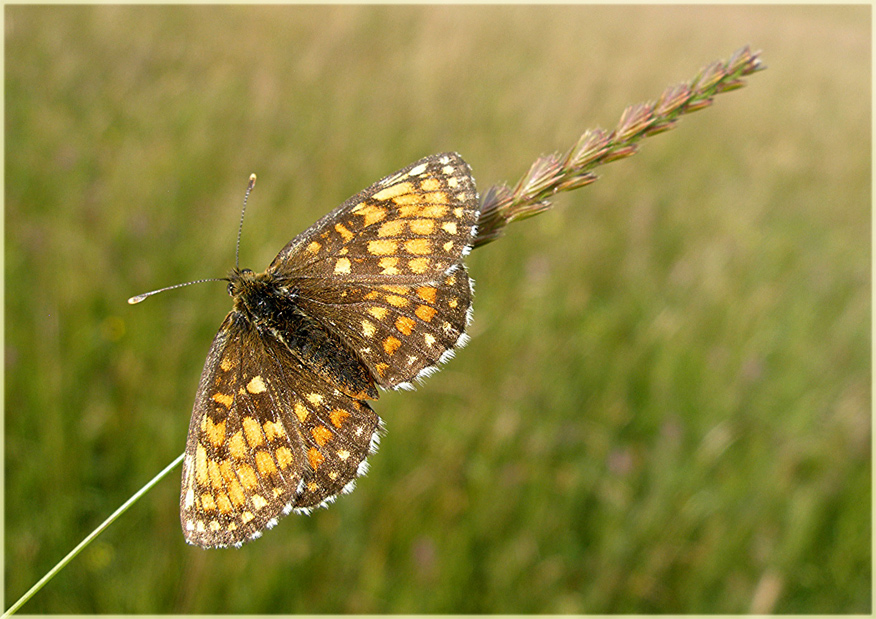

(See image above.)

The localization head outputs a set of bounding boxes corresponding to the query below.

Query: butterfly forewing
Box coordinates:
[267,152,479,389]
[268,152,479,283]
[178,152,479,547]
[181,311,380,547]
[181,313,303,547]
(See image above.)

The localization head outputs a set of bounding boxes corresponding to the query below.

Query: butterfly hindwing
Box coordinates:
[180,312,305,547]
[292,265,473,389]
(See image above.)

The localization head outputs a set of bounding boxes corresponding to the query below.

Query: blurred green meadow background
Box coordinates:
[5,5,870,614]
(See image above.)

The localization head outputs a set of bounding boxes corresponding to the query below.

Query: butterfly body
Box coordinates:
[179,152,479,548]
[227,267,378,400]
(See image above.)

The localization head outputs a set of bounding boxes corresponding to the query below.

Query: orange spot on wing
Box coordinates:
[385,294,409,308]
[228,430,247,460]
[242,417,264,448]
[416,286,438,303]
[409,218,435,235]
[373,181,414,201]
[420,178,441,191]
[311,425,333,446]
[212,393,233,408]
[404,238,431,254]
[334,222,354,241]
[255,450,277,476]
[378,219,405,237]
[275,446,293,469]
[395,315,416,335]
[330,408,350,428]
[415,305,437,322]
[236,464,258,490]
[204,418,226,447]
[384,335,402,355]
[308,447,325,470]
[368,239,398,255]
[408,257,430,273]
[352,203,388,226]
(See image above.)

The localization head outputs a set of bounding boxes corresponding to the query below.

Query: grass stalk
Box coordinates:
[473,45,765,249]
[3,454,185,617]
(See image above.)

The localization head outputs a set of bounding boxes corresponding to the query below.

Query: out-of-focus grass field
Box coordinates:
[5,5,869,614]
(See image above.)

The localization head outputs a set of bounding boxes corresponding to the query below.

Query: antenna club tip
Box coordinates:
[128,295,146,304]
[248,173,257,189]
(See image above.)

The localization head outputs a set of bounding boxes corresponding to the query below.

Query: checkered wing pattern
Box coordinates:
[270,152,478,388]
[269,152,479,286]
[180,152,479,548]
[290,266,473,388]
[181,312,380,548]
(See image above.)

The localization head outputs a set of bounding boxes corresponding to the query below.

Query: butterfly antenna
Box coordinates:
[235,173,258,270]
[129,174,257,305]
[127,279,226,305]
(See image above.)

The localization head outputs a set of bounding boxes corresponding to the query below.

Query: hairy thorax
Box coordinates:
[228,268,377,400]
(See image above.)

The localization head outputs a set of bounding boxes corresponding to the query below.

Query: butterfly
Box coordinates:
[175,153,479,547]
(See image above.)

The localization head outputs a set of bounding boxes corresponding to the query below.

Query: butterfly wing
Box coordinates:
[266,152,479,388]
[268,152,479,284]
[180,311,380,548]
[291,265,473,388]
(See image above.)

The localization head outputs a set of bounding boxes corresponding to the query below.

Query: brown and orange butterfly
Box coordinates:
[142,153,479,548]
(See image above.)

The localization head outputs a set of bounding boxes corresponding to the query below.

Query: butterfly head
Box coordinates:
[227,267,255,297]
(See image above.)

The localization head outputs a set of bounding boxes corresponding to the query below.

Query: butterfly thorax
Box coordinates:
[227,268,296,325]
[227,267,378,401]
